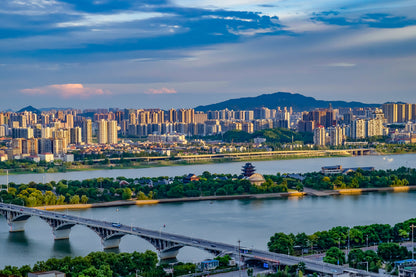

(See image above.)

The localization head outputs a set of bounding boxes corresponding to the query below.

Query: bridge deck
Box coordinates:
[0,203,386,277]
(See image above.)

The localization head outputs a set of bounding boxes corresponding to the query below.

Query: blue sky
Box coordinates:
[1,0,416,110]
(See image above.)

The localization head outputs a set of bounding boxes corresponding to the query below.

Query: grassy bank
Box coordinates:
[33,186,415,211]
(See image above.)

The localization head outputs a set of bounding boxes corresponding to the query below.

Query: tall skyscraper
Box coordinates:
[65,114,74,128]
[351,119,366,139]
[70,127,82,145]
[82,119,92,144]
[328,126,344,146]
[107,120,118,144]
[382,103,398,123]
[97,119,108,144]
[313,126,326,146]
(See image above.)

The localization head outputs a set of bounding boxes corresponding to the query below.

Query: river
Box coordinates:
[0,153,415,185]
[0,154,415,268]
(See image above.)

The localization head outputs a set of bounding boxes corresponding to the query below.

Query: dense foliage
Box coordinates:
[1,167,414,207]
[268,218,416,271]
[0,251,164,277]
[303,167,415,190]
[0,172,292,207]
[201,128,313,144]
[269,218,416,254]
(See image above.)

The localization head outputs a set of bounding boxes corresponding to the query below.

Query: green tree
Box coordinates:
[323,247,345,265]
[69,195,80,204]
[268,232,294,255]
[377,243,409,261]
[81,195,89,204]
[121,188,132,200]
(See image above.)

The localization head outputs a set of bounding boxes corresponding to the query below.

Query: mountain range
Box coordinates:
[195,92,380,112]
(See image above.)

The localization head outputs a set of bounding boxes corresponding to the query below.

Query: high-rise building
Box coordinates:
[367,118,384,137]
[12,127,34,139]
[351,119,366,139]
[97,119,108,144]
[82,119,92,144]
[22,138,38,155]
[41,127,53,138]
[52,139,65,155]
[382,103,398,123]
[38,138,53,154]
[328,126,344,146]
[194,112,208,124]
[70,127,82,145]
[107,120,118,144]
[65,114,74,128]
[313,126,326,146]
[53,129,70,150]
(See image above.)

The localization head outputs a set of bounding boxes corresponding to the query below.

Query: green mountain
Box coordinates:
[195,92,379,112]
[17,105,41,114]
[206,128,313,144]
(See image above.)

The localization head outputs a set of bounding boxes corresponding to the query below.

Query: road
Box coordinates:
[0,203,388,277]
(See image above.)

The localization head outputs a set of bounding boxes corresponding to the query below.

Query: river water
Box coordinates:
[0,154,416,268]
[1,153,415,184]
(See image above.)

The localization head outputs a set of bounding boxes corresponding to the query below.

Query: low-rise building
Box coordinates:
[28,271,65,277]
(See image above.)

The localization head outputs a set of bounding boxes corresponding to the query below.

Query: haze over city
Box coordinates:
[1,0,416,110]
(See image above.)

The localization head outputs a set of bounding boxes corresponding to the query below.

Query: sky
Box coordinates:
[1,0,416,110]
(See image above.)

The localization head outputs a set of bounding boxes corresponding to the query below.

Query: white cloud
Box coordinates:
[326,25,416,49]
[57,12,167,28]
[144,88,177,94]
[21,84,111,98]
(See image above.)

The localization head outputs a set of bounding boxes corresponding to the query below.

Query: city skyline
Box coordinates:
[1,0,416,110]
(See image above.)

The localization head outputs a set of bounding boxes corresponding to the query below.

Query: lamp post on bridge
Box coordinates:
[411,224,415,262]
[238,239,242,277]
[347,227,350,263]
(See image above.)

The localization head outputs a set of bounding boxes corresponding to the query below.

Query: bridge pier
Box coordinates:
[102,237,122,249]
[9,219,28,232]
[159,246,183,260]
[40,217,76,240]
[0,210,32,233]
[87,226,126,249]
[53,228,72,240]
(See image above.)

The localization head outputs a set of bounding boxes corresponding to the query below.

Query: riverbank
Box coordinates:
[34,185,416,211]
[36,192,306,210]
[0,149,354,175]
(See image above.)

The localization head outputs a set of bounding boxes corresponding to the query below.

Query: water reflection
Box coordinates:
[8,231,29,246]
[53,239,73,254]
[104,247,120,254]
[3,191,416,268]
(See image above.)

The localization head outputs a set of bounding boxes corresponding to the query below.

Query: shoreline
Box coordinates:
[0,150,357,175]
[35,185,416,211]
[3,148,416,176]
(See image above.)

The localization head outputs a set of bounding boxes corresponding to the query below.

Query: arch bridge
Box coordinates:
[0,203,388,277]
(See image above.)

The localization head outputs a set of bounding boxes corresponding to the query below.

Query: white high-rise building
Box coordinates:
[97,119,108,144]
[313,126,326,146]
[70,127,82,145]
[108,120,118,144]
[367,118,384,137]
[351,119,366,139]
[328,126,344,146]
[82,119,92,144]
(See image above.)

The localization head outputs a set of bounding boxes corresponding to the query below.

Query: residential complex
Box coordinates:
[1,101,416,162]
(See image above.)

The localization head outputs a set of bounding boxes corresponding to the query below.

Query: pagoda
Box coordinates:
[242,163,256,177]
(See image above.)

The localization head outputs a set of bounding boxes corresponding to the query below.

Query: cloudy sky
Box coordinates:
[1,0,416,110]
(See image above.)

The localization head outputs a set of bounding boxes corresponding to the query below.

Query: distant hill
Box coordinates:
[17,105,41,114]
[195,92,380,112]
